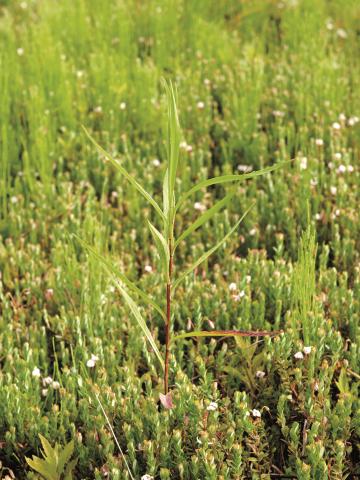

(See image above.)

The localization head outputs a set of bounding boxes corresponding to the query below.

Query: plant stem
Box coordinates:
[164,241,173,394]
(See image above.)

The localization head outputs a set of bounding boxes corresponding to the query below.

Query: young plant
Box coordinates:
[77,79,285,405]
[26,434,77,480]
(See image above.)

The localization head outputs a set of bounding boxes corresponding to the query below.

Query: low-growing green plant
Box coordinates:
[25,435,77,480]
[77,79,286,406]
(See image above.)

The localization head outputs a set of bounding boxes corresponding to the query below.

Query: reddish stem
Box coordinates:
[164,242,173,395]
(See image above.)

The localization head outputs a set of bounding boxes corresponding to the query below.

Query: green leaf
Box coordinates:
[39,434,57,465]
[73,234,165,321]
[176,162,288,211]
[58,440,74,474]
[63,457,78,480]
[148,221,169,279]
[174,189,235,249]
[82,126,165,222]
[115,281,164,370]
[173,329,281,340]
[173,204,254,290]
[25,456,58,480]
[161,78,181,225]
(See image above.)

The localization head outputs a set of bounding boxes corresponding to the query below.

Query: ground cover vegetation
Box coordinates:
[0,0,359,478]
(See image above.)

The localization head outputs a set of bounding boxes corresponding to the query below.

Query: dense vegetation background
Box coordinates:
[0,0,359,478]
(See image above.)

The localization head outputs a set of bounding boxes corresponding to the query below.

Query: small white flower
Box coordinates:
[326,19,334,31]
[32,367,41,378]
[42,389,48,397]
[229,282,237,292]
[272,110,285,118]
[141,475,154,480]
[330,186,337,195]
[179,141,188,150]
[94,106,102,113]
[17,47,24,56]
[294,351,304,360]
[337,165,346,173]
[299,157,307,170]
[233,290,245,302]
[336,28,348,39]
[207,401,218,411]
[20,2,28,9]
[348,116,359,126]
[310,178,318,186]
[76,70,84,78]
[42,376,53,386]
[152,158,160,167]
[315,138,324,146]
[237,164,253,173]
[194,202,206,212]
[197,101,205,110]
[10,196,18,204]
[256,370,266,378]
[334,152,342,160]
[204,78,211,86]
[332,122,341,130]
[315,213,321,220]
[335,208,340,217]
[186,144,193,153]
[245,275,252,284]
[119,102,126,110]
[251,408,261,418]
[91,354,99,362]
[314,381,319,392]
[347,165,354,173]
[51,381,60,390]
[144,265,153,273]
[249,228,257,236]
[338,113,346,122]
[303,346,312,355]
[86,358,96,368]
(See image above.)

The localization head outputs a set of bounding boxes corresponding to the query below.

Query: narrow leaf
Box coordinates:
[82,126,165,222]
[161,78,181,226]
[148,221,169,278]
[115,281,164,370]
[173,329,282,340]
[39,434,57,465]
[74,234,165,321]
[176,162,288,211]
[173,204,254,290]
[58,440,74,474]
[174,189,235,249]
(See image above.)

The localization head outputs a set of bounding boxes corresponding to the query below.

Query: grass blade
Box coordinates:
[115,280,164,370]
[173,329,282,340]
[173,204,254,290]
[74,234,165,321]
[176,162,288,211]
[148,221,170,279]
[95,394,135,480]
[174,189,235,249]
[161,78,181,225]
[82,126,166,222]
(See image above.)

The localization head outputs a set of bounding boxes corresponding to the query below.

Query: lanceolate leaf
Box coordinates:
[174,189,235,249]
[173,329,282,340]
[115,281,164,370]
[74,235,165,321]
[148,221,170,278]
[162,78,181,225]
[176,162,288,211]
[82,126,166,222]
[172,204,254,290]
